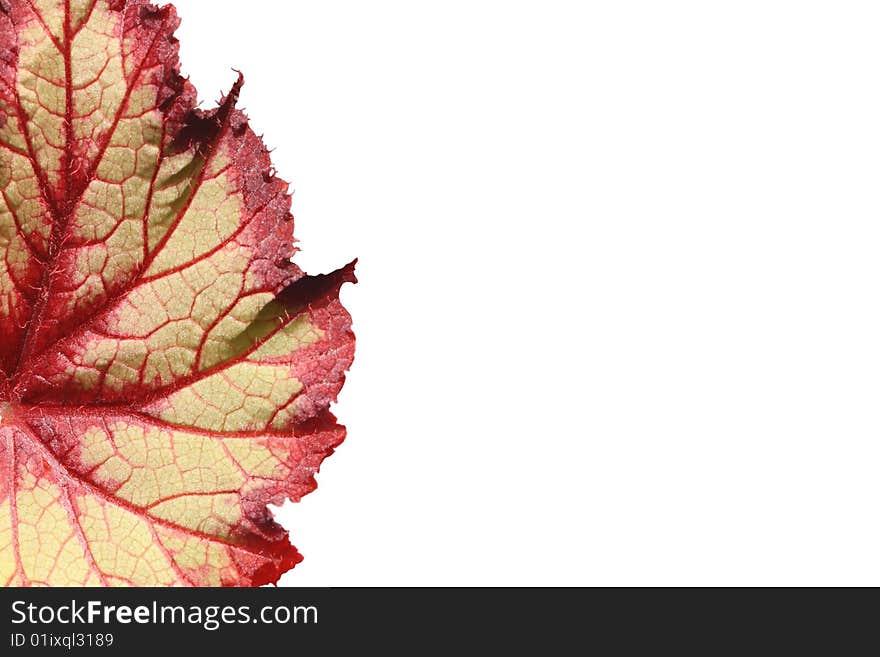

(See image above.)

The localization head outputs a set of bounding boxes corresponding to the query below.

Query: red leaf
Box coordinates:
[0,0,354,587]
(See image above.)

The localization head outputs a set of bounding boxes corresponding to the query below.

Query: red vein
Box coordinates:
[24,404,334,441]
[6,432,29,585]
[142,182,283,284]
[59,485,111,586]
[70,0,98,38]
[2,262,37,302]
[8,62,59,219]
[139,97,240,277]
[142,121,167,261]
[22,0,64,52]
[72,17,168,201]
[9,6,179,385]
[145,490,242,510]
[2,188,45,260]
[18,420,278,566]
[132,307,304,409]
[147,523,196,586]
[15,421,191,586]
[0,139,30,159]
[61,0,74,205]
[16,89,242,378]
[7,0,73,386]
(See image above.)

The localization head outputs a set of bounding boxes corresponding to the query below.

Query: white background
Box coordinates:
[173,1,880,586]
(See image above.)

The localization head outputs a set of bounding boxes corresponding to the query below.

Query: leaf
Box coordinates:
[0,0,355,587]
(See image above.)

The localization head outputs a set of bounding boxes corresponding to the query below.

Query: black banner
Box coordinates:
[0,587,871,652]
